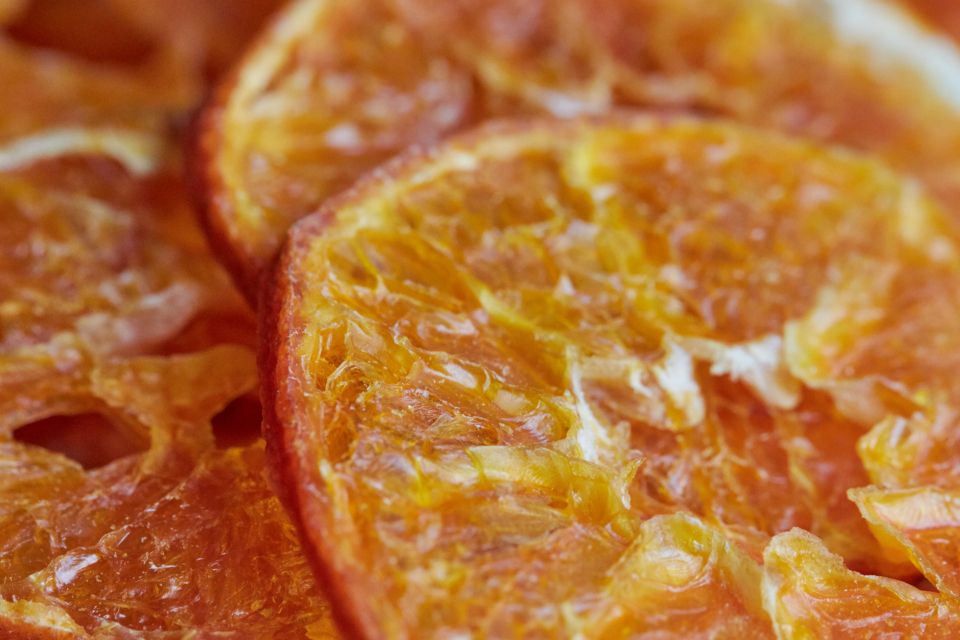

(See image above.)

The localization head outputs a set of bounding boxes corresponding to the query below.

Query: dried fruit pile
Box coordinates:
[0,2,334,638]
[8,0,960,638]
[199,0,960,301]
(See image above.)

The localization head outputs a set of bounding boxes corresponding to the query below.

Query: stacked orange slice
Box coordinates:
[0,4,333,638]
[199,0,960,301]
[8,0,960,637]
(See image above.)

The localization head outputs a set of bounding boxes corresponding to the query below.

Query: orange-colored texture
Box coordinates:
[200,0,960,300]
[264,116,960,637]
[0,3,334,636]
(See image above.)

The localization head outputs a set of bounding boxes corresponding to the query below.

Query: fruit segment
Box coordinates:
[763,529,960,639]
[853,486,960,599]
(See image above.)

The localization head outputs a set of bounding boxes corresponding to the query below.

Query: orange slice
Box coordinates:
[763,529,960,638]
[0,347,335,638]
[0,25,254,432]
[0,31,186,145]
[200,0,960,301]
[0,7,327,637]
[263,115,960,636]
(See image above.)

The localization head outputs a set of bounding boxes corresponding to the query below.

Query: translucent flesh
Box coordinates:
[0,153,253,437]
[270,118,960,636]
[764,529,960,639]
[853,486,960,598]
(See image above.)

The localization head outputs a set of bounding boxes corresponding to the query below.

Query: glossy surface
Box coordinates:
[764,529,960,639]
[0,5,257,434]
[201,0,960,299]
[853,486,960,598]
[265,117,960,637]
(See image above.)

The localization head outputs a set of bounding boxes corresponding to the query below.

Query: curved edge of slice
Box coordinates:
[851,485,960,598]
[190,0,325,305]
[258,116,573,638]
[259,207,367,639]
[190,89,259,305]
[763,527,960,638]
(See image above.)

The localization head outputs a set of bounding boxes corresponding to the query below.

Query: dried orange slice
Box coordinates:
[200,0,960,301]
[763,529,960,637]
[0,34,186,146]
[105,0,285,77]
[0,347,335,638]
[0,26,212,340]
[263,116,960,636]
[0,6,327,637]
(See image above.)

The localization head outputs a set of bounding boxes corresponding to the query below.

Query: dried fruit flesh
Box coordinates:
[0,24,256,434]
[200,0,960,300]
[763,529,960,639]
[852,486,960,599]
[264,116,960,637]
[0,26,185,145]
[0,347,335,639]
[0,0,284,125]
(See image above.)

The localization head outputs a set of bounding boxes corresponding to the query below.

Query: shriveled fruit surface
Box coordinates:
[0,0,262,434]
[0,347,335,639]
[264,116,960,637]
[764,529,960,638]
[0,149,254,435]
[0,145,333,634]
[852,487,960,599]
[200,0,960,300]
